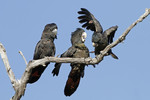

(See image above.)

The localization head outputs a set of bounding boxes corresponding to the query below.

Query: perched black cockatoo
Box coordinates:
[27,23,58,84]
[52,28,89,96]
[78,8,118,59]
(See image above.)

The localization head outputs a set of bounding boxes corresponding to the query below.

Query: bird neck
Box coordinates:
[41,32,55,41]
[74,43,86,49]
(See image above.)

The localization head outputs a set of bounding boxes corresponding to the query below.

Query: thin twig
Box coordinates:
[19,51,28,65]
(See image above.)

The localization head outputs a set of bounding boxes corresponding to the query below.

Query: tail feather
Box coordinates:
[108,49,118,59]
[64,68,82,96]
[110,52,118,59]
[27,64,48,84]
[64,77,80,96]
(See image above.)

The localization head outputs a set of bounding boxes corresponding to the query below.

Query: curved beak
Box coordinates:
[55,35,57,39]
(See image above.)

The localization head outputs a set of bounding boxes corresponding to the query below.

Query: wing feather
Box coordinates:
[78,8,103,33]
[103,26,118,44]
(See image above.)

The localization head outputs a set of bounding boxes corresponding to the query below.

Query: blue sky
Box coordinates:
[0,0,150,100]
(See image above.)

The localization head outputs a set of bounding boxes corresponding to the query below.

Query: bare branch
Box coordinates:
[0,8,149,100]
[19,51,28,65]
[98,8,150,60]
[0,43,18,91]
[23,8,150,65]
[109,8,150,48]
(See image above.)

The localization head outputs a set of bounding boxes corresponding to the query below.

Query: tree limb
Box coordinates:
[19,51,28,65]
[0,8,149,100]
[22,8,150,65]
[0,43,19,92]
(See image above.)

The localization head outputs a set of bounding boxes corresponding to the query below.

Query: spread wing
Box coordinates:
[52,46,77,76]
[78,8,103,33]
[103,26,118,44]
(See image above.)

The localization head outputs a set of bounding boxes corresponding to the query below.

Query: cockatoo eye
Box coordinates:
[81,32,87,42]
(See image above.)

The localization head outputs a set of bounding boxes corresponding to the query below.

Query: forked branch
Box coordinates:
[0,8,149,100]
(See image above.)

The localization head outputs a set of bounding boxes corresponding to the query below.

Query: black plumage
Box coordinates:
[78,8,118,59]
[28,23,58,84]
[52,28,89,96]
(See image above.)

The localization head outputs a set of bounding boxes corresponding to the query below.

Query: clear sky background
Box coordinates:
[0,0,150,100]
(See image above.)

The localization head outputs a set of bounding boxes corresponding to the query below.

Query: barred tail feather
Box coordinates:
[27,64,48,84]
[64,76,80,96]
[64,68,81,96]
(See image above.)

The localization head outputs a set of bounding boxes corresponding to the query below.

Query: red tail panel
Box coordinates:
[27,65,46,84]
[64,69,81,96]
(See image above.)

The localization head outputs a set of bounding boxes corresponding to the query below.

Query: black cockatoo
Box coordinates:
[52,28,89,96]
[78,8,118,59]
[27,23,58,84]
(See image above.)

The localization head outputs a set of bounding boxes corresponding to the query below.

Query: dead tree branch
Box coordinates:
[19,51,28,65]
[0,43,18,92]
[0,8,149,100]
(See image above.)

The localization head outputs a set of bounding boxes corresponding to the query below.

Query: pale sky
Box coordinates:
[0,0,150,100]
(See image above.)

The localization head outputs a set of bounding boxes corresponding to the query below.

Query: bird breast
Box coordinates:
[73,49,88,58]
